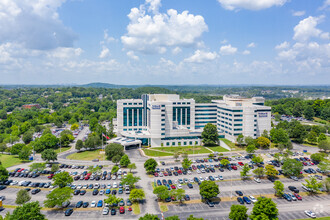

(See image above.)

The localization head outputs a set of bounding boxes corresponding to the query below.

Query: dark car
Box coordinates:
[288,186,299,193]
[74,190,80,195]
[82,202,89,208]
[187,183,193,188]
[93,189,99,195]
[0,186,6,191]
[243,196,251,204]
[62,201,70,208]
[237,197,244,204]
[65,209,73,216]
[207,200,214,207]
[283,193,292,201]
[76,201,83,208]
[31,189,40,194]
[184,195,190,201]
[165,197,171,202]
[80,190,86,195]
[111,208,116,215]
[235,191,243,196]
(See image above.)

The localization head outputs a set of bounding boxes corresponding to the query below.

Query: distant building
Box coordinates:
[22,104,41,109]
[116,94,271,147]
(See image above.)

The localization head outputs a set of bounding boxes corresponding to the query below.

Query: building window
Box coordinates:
[189,141,192,145]
[123,103,127,105]
[195,141,198,145]
[161,114,165,117]
[184,142,187,146]
[178,142,181,146]
[166,142,170,146]
[128,103,132,105]
[161,133,165,135]
[172,142,175,146]
[234,124,243,126]
[161,128,165,130]
[161,119,165,121]
[161,105,165,107]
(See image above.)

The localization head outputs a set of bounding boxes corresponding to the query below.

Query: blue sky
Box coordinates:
[0,0,329,85]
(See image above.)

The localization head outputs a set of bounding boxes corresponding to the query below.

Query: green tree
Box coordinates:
[199,180,220,200]
[112,155,121,165]
[18,145,32,160]
[282,158,303,177]
[173,188,186,203]
[111,165,119,174]
[318,133,327,143]
[153,186,170,201]
[44,187,73,208]
[120,154,131,167]
[304,105,315,120]
[139,214,160,220]
[240,164,251,179]
[105,143,124,160]
[60,133,74,147]
[121,173,141,189]
[201,123,219,146]
[289,122,306,143]
[323,177,330,192]
[0,143,6,153]
[10,201,46,220]
[29,163,45,172]
[318,140,330,152]
[236,134,244,147]
[33,133,59,152]
[251,155,264,164]
[246,144,256,154]
[303,176,323,194]
[220,159,230,167]
[85,135,101,150]
[41,149,57,162]
[273,153,281,161]
[128,163,137,173]
[273,180,284,197]
[51,164,59,173]
[89,117,98,132]
[244,136,255,146]
[310,153,325,162]
[75,139,84,151]
[10,143,25,155]
[0,165,9,182]
[15,189,31,205]
[307,131,318,144]
[253,167,265,178]
[173,151,180,161]
[22,131,33,144]
[318,160,330,174]
[187,215,204,220]
[265,164,278,177]
[229,204,248,220]
[144,158,158,174]
[255,137,270,149]
[182,158,192,170]
[129,189,146,202]
[53,172,73,188]
[104,194,122,206]
[165,216,180,220]
[270,128,290,145]
[249,197,278,220]
[70,123,79,131]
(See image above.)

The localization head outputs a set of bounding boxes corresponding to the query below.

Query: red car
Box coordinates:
[294,193,302,200]
[204,159,208,162]
[238,162,244,166]
[232,165,237,170]
[310,162,314,165]
[164,172,168,176]
[47,174,54,179]
[84,176,90,180]
[192,165,197,170]
[171,196,177,201]
[177,170,182,174]
[154,173,159,177]
[128,207,132,212]
[302,162,307,166]
[119,207,125,214]
[171,185,176,189]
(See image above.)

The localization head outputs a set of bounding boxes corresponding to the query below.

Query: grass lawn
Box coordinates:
[142,149,174,157]
[219,138,241,151]
[54,146,71,154]
[0,154,29,168]
[152,146,212,155]
[132,203,141,215]
[159,204,168,212]
[207,146,229,152]
[66,149,107,161]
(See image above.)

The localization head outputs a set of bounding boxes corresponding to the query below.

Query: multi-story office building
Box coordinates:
[116,94,271,147]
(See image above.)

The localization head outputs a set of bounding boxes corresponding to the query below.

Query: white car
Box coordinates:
[214,176,219,181]
[199,176,204,182]
[102,207,109,215]
[77,184,82,189]
[178,184,182,189]
[10,181,18,186]
[113,182,117,188]
[117,175,122,180]
[174,180,178,184]
[99,190,104,195]
[189,178,194,183]
[304,210,316,218]
[107,184,111,189]
[112,175,117,180]
[187,171,192,175]
[204,177,209,181]
[254,178,261,183]
[218,175,223,180]
[249,196,257,203]
[197,169,201,174]
[83,184,87,189]
[91,201,96,208]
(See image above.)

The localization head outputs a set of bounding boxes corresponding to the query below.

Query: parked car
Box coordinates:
[304,210,316,218]
[64,209,73,216]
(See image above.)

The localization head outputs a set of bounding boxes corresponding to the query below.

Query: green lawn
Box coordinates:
[219,138,240,151]
[207,146,229,152]
[142,149,174,157]
[152,146,212,155]
[0,154,28,168]
[54,146,71,154]
[66,149,107,161]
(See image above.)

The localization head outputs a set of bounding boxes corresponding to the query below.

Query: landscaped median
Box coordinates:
[0,154,30,168]
[66,149,107,161]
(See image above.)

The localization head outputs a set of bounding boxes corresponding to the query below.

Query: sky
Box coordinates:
[0,0,329,85]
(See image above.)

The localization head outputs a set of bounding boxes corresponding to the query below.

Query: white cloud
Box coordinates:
[184,50,217,63]
[217,0,288,11]
[220,44,237,55]
[292,11,305,16]
[320,32,330,40]
[293,16,326,42]
[247,42,256,48]
[127,51,139,60]
[242,50,250,55]
[275,41,290,50]
[319,0,330,10]
[221,39,228,44]
[145,0,161,13]
[172,47,182,55]
[102,30,116,44]
[99,47,110,59]
[0,0,77,50]
[121,0,208,54]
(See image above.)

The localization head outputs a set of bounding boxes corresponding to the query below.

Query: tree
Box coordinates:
[289,122,307,143]
[0,165,9,182]
[30,163,45,172]
[60,132,74,147]
[70,123,79,131]
[173,151,180,161]
[10,201,46,220]
[307,131,318,144]
[120,154,131,167]
[41,149,57,162]
[273,180,284,197]
[139,214,160,220]
[75,139,84,151]
[33,133,59,152]
[229,205,248,220]
[10,143,25,155]
[201,123,219,146]
[255,137,270,149]
[104,194,122,205]
[249,197,278,220]
[121,173,141,189]
[273,153,281,161]
[282,158,303,177]
[53,172,73,188]
[51,164,59,173]
[22,131,33,144]
[182,158,192,170]
[128,163,137,173]
[318,133,327,143]
[144,158,158,174]
[18,145,32,160]
[199,180,220,200]
[111,165,119,174]
[153,186,170,201]
[236,134,244,147]
[246,144,256,154]
[165,216,180,220]
[105,143,124,160]
[89,117,98,132]
[129,189,145,202]
[304,105,315,120]
[44,187,73,208]
[240,164,251,179]
[323,177,330,192]
[270,128,289,145]
[262,130,270,140]
[303,176,323,193]
[187,215,204,220]
[173,188,186,203]
[318,160,330,174]
[85,135,101,149]
[310,153,325,162]
[220,159,230,167]
[252,155,264,164]
[265,164,278,177]
[245,136,255,146]
[0,143,7,153]
[112,155,121,164]
[253,167,265,178]
[318,140,330,152]
[15,189,31,205]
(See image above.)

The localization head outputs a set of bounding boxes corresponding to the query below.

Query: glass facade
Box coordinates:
[123,107,143,127]
[173,107,191,125]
